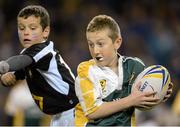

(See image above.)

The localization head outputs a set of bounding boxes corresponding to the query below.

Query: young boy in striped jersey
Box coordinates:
[74,15,173,126]
[0,5,78,126]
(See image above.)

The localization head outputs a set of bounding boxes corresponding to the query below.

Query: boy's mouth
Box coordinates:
[95,56,103,61]
[24,39,31,42]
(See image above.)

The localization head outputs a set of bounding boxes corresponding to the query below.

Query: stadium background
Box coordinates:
[0,0,179,125]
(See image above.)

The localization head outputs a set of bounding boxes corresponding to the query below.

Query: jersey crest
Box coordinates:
[99,79,106,93]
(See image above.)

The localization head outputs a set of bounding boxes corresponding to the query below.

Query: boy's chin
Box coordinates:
[23,45,31,48]
[96,62,106,67]
[23,43,33,48]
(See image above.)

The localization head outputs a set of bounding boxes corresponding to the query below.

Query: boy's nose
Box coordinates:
[24,29,29,35]
[94,46,100,54]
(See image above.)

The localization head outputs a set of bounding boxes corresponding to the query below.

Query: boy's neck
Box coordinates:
[108,55,119,75]
[111,66,119,75]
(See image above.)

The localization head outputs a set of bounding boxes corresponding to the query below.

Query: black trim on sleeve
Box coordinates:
[14,69,26,80]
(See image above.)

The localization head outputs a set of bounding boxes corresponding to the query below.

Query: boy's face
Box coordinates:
[86,28,121,67]
[17,15,49,48]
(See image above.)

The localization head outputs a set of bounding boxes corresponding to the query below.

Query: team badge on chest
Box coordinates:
[99,79,106,93]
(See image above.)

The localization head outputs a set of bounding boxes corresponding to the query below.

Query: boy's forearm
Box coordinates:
[87,95,133,120]
[0,55,33,73]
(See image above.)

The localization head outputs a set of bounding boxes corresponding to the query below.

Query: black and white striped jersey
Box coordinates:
[14,41,78,114]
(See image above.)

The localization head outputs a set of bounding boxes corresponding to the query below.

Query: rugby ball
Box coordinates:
[133,65,171,110]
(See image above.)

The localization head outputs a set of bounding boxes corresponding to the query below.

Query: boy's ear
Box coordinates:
[43,26,50,38]
[114,36,122,50]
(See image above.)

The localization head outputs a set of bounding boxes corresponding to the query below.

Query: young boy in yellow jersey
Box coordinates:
[74,15,173,126]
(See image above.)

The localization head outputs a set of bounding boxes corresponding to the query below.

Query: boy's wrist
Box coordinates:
[126,94,136,107]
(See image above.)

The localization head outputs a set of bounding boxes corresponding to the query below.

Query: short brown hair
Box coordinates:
[87,15,121,42]
[18,5,50,30]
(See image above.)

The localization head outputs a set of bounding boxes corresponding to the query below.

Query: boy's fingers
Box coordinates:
[169,82,173,88]
[168,83,173,92]
[137,102,157,109]
[146,97,160,102]
[135,100,159,110]
[135,81,142,90]
[136,106,153,110]
[144,91,157,97]
[162,82,173,102]
[3,79,14,86]
[167,89,172,95]
[1,79,9,86]
[162,98,168,102]
[0,73,16,87]
[9,74,16,82]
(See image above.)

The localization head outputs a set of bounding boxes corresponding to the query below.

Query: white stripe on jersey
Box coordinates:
[118,56,123,90]
[33,41,54,62]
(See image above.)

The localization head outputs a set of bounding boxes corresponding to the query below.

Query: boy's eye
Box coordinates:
[18,26,25,30]
[31,27,36,30]
[88,43,94,48]
[98,43,102,46]
[97,42,103,47]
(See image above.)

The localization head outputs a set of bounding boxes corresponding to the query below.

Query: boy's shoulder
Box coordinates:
[77,59,95,78]
[21,41,52,55]
[121,56,145,80]
[21,41,51,52]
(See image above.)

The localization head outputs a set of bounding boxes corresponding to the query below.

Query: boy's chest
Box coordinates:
[94,68,123,98]
[93,65,135,99]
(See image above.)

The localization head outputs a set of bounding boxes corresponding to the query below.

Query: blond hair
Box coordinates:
[87,15,121,42]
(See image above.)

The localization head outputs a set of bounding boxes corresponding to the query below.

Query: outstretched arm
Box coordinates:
[0,55,33,74]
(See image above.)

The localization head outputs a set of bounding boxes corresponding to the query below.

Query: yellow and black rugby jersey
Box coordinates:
[14,41,78,115]
[75,56,145,126]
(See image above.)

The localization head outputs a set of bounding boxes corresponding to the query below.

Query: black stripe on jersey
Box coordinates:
[55,53,78,106]
[34,52,53,71]
[55,53,75,92]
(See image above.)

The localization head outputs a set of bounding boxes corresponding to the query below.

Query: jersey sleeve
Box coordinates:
[123,56,145,90]
[126,57,145,93]
[75,61,103,116]
[133,57,145,76]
